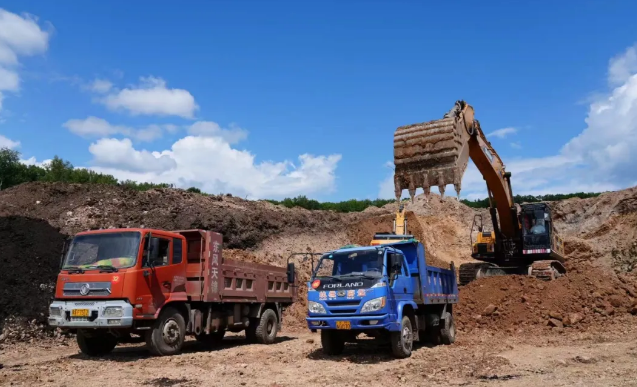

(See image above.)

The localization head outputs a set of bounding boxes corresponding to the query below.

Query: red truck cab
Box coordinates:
[49,228,296,356]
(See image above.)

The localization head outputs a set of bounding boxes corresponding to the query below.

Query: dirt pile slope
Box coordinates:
[0,182,367,249]
[0,216,66,338]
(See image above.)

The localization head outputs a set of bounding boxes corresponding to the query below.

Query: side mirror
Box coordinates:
[287,262,296,283]
[390,254,402,273]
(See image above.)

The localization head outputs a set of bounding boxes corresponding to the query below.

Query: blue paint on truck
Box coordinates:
[306,239,458,358]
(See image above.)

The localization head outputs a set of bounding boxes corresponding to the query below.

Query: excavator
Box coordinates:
[369,203,413,246]
[393,100,566,285]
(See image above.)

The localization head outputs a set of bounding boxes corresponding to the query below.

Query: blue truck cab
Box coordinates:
[306,239,458,358]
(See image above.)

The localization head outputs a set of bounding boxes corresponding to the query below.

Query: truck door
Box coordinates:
[136,234,178,316]
[388,252,411,317]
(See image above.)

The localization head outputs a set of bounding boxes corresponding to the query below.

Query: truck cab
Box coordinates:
[306,240,458,358]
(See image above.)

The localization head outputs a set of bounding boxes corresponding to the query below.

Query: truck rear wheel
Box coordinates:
[391,315,413,358]
[439,311,456,345]
[76,330,117,356]
[254,308,278,344]
[195,329,225,348]
[146,307,186,356]
[320,330,344,355]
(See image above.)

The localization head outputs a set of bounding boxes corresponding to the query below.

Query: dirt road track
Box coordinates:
[2,326,637,387]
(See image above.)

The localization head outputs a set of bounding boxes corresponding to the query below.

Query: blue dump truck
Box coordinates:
[306,239,458,358]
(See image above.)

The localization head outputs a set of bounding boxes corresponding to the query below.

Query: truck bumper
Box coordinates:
[48,300,134,329]
[306,314,399,331]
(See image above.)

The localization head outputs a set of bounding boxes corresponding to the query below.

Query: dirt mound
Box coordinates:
[0,216,67,341]
[0,182,367,249]
[457,264,637,334]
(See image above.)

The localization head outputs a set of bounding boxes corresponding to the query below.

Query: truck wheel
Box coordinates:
[439,311,456,345]
[195,329,225,348]
[146,307,186,356]
[320,330,344,355]
[254,308,278,344]
[76,330,118,356]
[391,315,413,358]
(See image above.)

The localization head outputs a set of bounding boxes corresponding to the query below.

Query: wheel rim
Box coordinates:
[162,319,181,345]
[402,325,412,351]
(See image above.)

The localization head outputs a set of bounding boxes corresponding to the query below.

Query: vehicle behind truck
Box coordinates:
[48,228,297,356]
[306,240,458,358]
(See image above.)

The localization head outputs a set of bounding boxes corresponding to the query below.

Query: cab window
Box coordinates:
[142,236,171,267]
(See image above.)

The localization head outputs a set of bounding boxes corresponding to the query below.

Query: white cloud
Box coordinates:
[100,76,198,118]
[0,133,19,148]
[62,116,172,142]
[608,44,637,86]
[88,135,341,199]
[487,127,517,139]
[382,42,637,200]
[510,141,522,149]
[88,79,113,94]
[0,9,51,111]
[188,121,248,144]
[89,138,177,173]
[21,156,51,167]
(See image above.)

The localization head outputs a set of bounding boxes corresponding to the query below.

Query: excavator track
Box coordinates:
[529,260,566,281]
[458,262,506,286]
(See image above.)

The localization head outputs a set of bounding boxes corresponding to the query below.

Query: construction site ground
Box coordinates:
[2,182,637,386]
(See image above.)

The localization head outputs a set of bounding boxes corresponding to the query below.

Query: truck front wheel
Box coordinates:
[391,315,413,358]
[320,330,344,355]
[146,307,186,356]
[76,330,117,357]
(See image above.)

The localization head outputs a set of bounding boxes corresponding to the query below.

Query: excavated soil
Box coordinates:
[2,182,637,342]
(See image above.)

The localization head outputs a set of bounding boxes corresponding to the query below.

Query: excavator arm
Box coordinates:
[393,100,518,238]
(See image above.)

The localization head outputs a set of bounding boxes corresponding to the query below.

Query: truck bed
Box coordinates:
[176,230,296,304]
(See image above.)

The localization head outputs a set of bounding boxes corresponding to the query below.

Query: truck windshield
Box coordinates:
[62,232,142,270]
[313,249,384,279]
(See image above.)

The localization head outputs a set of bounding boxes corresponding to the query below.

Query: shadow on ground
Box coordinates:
[67,335,296,362]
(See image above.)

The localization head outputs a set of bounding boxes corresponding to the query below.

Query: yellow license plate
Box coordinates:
[336,321,351,330]
[71,309,89,317]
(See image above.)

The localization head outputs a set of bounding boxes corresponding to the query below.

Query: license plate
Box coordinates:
[71,309,89,317]
[336,321,351,330]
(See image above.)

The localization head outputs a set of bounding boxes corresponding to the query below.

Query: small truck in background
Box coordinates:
[306,239,458,358]
[48,228,297,356]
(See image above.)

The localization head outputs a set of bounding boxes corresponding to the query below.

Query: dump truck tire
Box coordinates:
[320,330,344,356]
[146,307,186,356]
[254,308,278,344]
[76,330,117,356]
[440,311,456,345]
[195,329,225,348]
[391,315,414,358]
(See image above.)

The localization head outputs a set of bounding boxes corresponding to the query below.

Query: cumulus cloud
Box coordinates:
[88,79,113,94]
[88,136,342,200]
[63,116,174,142]
[188,121,248,144]
[487,127,517,139]
[99,76,198,118]
[0,133,20,148]
[381,42,637,200]
[0,9,51,110]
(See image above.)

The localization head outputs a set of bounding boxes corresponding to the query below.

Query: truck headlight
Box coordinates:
[103,306,123,317]
[308,301,326,314]
[49,306,62,317]
[361,297,386,313]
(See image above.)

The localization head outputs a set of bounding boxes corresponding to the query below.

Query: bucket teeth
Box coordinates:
[439,185,446,199]
[454,183,462,201]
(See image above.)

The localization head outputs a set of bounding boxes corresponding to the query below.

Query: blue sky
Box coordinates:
[1,1,637,201]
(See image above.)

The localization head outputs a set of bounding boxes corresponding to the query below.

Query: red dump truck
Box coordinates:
[48,228,297,356]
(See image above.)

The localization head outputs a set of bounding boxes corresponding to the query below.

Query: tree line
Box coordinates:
[1,147,602,212]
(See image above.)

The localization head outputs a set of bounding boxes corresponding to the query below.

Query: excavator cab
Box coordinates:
[519,203,564,256]
[370,204,414,245]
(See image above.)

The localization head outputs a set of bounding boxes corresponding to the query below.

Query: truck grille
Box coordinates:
[63,282,112,297]
[329,309,358,314]
[325,300,360,307]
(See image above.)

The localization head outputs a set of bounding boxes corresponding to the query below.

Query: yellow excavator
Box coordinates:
[393,100,566,285]
[370,203,414,246]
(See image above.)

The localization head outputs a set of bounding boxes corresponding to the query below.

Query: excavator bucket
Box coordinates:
[393,100,474,201]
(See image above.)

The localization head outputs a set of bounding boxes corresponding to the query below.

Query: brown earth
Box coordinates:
[1,182,637,345]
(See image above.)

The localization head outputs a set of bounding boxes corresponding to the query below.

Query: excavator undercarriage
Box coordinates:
[393,100,567,285]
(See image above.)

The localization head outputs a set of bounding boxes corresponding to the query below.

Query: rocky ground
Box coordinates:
[1,182,637,385]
